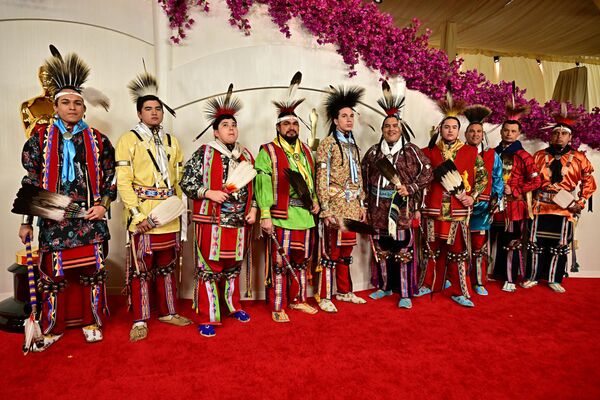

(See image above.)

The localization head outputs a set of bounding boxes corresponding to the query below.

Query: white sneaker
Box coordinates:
[318,299,338,313]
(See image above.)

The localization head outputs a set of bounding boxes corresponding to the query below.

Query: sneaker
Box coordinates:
[158,314,193,326]
[31,333,63,353]
[413,286,432,297]
[198,324,216,337]
[82,324,103,343]
[451,295,475,308]
[232,310,251,322]
[398,298,412,309]
[289,302,318,315]
[369,289,393,300]
[318,299,338,313]
[502,281,516,292]
[520,280,538,289]
[336,292,366,304]
[549,282,566,293]
[474,285,488,296]
[129,322,148,342]
[272,311,290,323]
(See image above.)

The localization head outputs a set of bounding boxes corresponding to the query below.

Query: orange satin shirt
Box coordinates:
[533,148,596,220]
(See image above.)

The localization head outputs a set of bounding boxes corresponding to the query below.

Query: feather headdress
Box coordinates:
[464,104,493,147]
[128,68,176,116]
[429,81,466,148]
[273,71,306,124]
[194,83,242,141]
[377,81,414,140]
[546,102,579,133]
[464,105,492,125]
[324,86,365,122]
[436,81,467,118]
[43,44,109,110]
[505,81,530,122]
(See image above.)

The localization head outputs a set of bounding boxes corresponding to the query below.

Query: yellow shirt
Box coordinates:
[115,130,183,233]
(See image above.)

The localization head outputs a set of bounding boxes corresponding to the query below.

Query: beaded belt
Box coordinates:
[537,191,557,203]
[133,185,175,200]
[289,198,306,208]
[369,186,395,199]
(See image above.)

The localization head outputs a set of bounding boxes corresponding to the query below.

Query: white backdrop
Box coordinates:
[0,0,598,302]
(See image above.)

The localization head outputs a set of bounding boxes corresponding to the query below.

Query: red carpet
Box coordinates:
[1,278,599,399]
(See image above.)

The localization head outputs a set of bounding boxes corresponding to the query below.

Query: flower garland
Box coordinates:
[159,0,600,150]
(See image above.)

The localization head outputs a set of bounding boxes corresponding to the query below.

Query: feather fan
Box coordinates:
[224,161,256,193]
[12,184,86,221]
[342,219,377,236]
[284,168,313,210]
[135,196,185,234]
[433,159,465,195]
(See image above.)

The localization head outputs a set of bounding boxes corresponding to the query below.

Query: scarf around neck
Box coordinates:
[134,122,171,188]
[54,118,88,183]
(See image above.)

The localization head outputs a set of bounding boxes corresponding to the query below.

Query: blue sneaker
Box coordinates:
[444,280,452,289]
[474,285,488,296]
[451,295,474,308]
[198,324,216,337]
[232,310,251,322]
[369,290,393,300]
[413,286,432,297]
[398,298,412,309]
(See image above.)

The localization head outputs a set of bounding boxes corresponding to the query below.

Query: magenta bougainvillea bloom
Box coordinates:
[158,0,600,150]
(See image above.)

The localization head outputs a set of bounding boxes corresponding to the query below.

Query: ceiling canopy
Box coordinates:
[378,0,600,63]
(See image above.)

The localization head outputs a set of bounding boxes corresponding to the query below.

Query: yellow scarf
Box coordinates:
[437,139,464,161]
[437,139,471,192]
[275,137,313,191]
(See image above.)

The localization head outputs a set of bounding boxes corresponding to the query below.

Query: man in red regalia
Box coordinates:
[17,47,116,351]
[489,102,541,292]
[181,87,257,337]
[416,94,487,307]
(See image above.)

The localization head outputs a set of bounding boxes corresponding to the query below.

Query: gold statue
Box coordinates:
[20,66,54,138]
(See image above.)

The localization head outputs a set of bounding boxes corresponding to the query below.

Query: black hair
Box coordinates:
[502,120,522,132]
[212,114,237,131]
[440,116,461,128]
[137,95,163,113]
[381,115,399,130]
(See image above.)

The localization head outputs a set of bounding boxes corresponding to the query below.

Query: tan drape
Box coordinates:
[461,55,600,110]
[440,21,457,60]
[552,67,589,109]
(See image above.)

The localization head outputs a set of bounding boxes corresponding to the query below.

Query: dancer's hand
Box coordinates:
[245,207,257,225]
[206,190,229,204]
[84,205,106,220]
[19,225,33,244]
[261,218,274,235]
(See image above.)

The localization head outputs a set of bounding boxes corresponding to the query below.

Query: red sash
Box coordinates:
[192,144,254,224]
[36,123,104,202]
